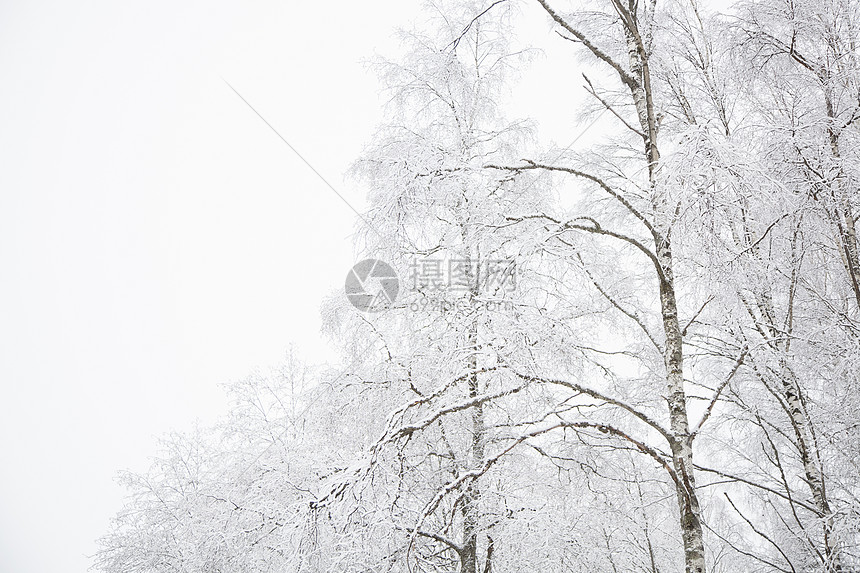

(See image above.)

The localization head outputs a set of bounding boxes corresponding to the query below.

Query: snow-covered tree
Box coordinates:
[94,2,860,573]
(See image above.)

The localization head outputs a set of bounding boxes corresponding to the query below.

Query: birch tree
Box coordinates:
[93,1,860,572]
[711,1,860,568]
[481,1,735,570]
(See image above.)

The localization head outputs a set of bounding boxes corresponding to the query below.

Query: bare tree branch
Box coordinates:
[535,0,638,89]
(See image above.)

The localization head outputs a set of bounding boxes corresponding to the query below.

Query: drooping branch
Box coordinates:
[681,295,714,337]
[535,0,638,89]
[373,366,503,456]
[446,0,510,51]
[498,211,667,285]
[509,370,675,444]
[377,381,530,447]
[409,417,678,554]
[394,524,463,554]
[582,73,646,138]
[485,160,660,239]
[577,252,664,353]
[695,465,823,516]
[311,371,526,510]
[690,346,749,439]
[724,492,799,573]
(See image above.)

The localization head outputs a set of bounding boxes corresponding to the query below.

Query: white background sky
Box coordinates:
[0,1,587,571]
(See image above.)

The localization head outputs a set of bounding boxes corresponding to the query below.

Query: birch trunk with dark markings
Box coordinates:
[735,4,860,565]
[460,252,485,573]
[532,1,708,570]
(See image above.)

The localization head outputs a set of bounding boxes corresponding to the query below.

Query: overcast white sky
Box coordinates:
[0,1,587,571]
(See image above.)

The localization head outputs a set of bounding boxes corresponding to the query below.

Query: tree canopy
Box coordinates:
[96,1,860,572]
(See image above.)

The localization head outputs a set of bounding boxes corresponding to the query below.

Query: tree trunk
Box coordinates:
[623,5,707,570]
[825,92,860,314]
[658,240,707,573]
[739,211,844,572]
[461,255,485,573]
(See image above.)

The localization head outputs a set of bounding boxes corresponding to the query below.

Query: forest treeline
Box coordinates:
[96,1,860,571]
